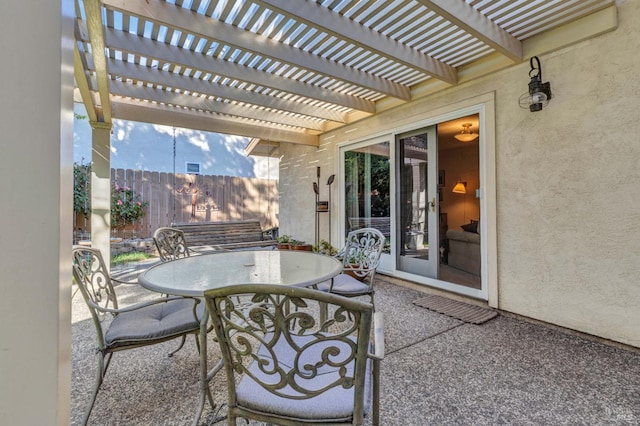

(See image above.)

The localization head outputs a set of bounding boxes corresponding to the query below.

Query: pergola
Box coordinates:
[73,0,616,255]
[75,0,615,152]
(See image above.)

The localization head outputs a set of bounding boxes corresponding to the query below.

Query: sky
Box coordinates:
[73,103,279,179]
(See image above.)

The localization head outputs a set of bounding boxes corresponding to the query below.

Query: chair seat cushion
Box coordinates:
[236,333,372,421]
[105,298,203,349]
[315,273,371,295]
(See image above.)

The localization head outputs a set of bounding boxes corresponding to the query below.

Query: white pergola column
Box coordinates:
[90,122,113,264]
[0,1,74,424]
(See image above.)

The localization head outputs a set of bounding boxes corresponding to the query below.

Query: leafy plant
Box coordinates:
[345,248,368,265]
[312,240,338,256]
[276,235,292,243]
[110,183,149,228]
[73,162,149,229]
[73,162,91,219]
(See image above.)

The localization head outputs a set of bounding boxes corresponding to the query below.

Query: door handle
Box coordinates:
[429,197,436,212]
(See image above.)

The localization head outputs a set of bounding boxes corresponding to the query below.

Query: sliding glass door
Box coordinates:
[342,138,391,254]
[396,126,439,277]
[338,109,487,300]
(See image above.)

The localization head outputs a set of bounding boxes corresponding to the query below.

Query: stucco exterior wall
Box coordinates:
[497,0,640,347]
[279,140,337,245]
[279,0,640,347]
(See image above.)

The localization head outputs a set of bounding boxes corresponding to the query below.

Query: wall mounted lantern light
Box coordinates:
[519,56,552,112]
[454,123,479,142]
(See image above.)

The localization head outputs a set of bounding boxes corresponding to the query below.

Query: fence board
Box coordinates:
[75,169,279,241]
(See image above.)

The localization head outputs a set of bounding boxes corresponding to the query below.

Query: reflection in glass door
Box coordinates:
[343,140,391,254]
[397,127,438,277]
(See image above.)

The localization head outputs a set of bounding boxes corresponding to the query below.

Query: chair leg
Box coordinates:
[168,335,187,357]
[82,352,107,426]
[226,412,237,425]
[319,301,328,324]
[372,358,380,426]
[194,333,201,354]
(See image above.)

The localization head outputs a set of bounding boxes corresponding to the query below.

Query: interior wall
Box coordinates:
[279,0,640,347]
[439,146,480,231]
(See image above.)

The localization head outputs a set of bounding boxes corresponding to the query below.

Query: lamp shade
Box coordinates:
[454,123,478,142]
[452,181,467,194]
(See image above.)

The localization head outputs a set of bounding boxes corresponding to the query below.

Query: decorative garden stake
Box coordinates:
[327,174,335,246]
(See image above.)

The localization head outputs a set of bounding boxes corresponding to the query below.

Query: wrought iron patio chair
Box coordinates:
[316,227,386,306]
[204,284,384,425]
[153,226,191,262]
[71,246,208,426]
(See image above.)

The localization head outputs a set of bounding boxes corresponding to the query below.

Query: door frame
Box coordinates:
[336,93,497,304]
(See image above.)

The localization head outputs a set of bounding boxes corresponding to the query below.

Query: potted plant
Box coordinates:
[290,239,313,251]
[276,235,292,250]
[343,250,368,281]
[312,239,338,256]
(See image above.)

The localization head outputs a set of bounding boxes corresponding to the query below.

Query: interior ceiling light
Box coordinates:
[519,56,553,112]
[454,123,478,142]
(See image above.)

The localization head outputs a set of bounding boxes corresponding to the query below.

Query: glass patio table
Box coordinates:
[138,249,343,425]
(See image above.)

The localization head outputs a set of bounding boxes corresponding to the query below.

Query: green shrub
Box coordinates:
[73,162,91,219]
[111,183,149,228]
[73,162,149,229]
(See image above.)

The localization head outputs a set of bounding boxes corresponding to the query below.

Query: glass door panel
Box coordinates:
[397,127,438,277]
[343,141,391,254]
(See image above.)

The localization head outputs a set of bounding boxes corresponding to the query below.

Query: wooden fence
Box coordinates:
[74,168,279,240]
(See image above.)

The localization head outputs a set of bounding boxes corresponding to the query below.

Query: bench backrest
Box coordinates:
[171,220,267,247]
[348,217,391,237]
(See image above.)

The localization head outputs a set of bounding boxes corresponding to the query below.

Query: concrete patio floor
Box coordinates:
[71,269,639,425]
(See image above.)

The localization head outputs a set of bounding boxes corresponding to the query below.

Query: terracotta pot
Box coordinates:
[292,244,313,251]
[344,265,366,281]
[277,243,290,250]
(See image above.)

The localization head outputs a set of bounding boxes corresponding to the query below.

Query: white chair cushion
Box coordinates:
[315,273,371,295]
[236,333,372,421]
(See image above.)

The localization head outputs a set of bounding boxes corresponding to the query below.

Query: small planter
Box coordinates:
[275,235,292,250]
[292,244,313,251]
[344,264,366,281]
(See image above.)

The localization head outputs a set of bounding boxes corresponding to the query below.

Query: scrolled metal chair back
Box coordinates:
[205,284,373,423]
[343,227,386,280]
[153,227,190,262]
[72,247,119,349]
[72,247,118,312]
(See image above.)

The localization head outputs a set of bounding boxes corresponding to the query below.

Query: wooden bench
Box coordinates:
[348,217,391,237]
[170,220,277,251]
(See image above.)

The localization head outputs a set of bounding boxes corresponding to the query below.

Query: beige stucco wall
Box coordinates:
[280,0,640,347]
[279,140,337,245]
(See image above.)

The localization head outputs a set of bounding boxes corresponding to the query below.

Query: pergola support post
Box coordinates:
[90,121,113,268]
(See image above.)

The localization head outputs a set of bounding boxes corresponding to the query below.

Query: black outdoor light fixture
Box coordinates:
[519,56,552,112]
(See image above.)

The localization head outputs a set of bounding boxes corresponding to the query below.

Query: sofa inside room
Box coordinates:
[445,219,480,276]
